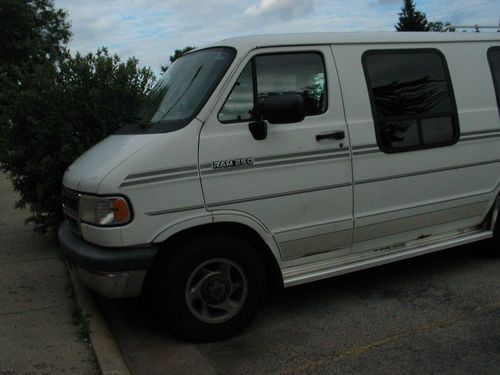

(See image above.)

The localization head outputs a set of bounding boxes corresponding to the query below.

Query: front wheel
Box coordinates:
[153,233,267,342]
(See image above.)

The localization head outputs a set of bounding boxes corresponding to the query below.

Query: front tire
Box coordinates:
[153,232,267,342]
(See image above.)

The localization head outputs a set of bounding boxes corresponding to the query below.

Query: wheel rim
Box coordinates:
[185,258,248,324]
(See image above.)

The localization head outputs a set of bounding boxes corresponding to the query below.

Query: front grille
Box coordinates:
[62,188,81,235]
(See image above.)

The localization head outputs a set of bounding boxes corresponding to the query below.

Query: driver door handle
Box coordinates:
[316,131,345,141]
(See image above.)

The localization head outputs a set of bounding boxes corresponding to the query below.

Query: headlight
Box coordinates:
[79,195,132,226]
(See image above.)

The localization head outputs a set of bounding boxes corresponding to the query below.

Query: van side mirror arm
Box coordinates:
[249,120,268,140]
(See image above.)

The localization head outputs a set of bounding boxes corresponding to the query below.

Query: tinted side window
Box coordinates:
[218,52,327,123]
[363,49,459,153]
[488,47,500,112]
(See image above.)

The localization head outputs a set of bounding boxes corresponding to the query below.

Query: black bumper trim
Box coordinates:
[58,222,159,272]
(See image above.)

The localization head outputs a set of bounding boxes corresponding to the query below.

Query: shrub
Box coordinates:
[0,0,156,233]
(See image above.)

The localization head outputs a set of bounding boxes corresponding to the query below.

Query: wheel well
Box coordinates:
[148,222,283,290]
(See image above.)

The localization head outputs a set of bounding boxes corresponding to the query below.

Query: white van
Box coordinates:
[59,32,500,341]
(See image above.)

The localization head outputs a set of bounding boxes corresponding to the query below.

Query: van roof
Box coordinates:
[201,32,500,53]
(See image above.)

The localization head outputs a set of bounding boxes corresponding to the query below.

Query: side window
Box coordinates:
[218,62,254,123]
[363,49,459,153]
[488,47,500,112]
[218,52,327,123]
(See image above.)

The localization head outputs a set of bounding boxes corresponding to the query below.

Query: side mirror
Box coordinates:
[261,94,306,124]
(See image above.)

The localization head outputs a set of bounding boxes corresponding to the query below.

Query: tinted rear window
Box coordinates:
[363,49,459,153]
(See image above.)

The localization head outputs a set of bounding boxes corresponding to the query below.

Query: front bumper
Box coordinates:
[58,222,159,298]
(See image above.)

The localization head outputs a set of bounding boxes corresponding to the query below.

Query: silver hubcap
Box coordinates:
[185,258,248,324]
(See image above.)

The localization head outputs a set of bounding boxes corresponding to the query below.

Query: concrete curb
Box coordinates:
[69,268,132,375]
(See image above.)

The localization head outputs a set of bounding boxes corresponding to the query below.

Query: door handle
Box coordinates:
[316,131,345,141]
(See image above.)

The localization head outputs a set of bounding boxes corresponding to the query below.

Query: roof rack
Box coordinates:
[442,22,500,32]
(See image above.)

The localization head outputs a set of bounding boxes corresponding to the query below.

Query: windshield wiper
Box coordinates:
[122,115,143,123]
[120,115,153,131]
[156,65,204,123]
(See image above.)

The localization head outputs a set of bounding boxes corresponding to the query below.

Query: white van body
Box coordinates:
[59,32,500,341]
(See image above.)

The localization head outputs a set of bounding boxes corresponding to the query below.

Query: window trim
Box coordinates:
[362,48,460,154]
[218,50,329,125]
[487,46,500,114]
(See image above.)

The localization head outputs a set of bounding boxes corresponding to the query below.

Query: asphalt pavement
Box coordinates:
[0,174,98,374]
[99,240,500,374]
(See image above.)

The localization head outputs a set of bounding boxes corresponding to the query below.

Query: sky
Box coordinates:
[55,0,500,74]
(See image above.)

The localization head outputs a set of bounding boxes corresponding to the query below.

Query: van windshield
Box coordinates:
[117,47,236,134]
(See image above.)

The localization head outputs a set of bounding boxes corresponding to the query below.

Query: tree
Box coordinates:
[395,0,430,31]
[0,0,71,232]
[0,0,70,69]
[160,46,196,73]
[0,1,156,233]
[428,21,455,32]
[0,0,70,146]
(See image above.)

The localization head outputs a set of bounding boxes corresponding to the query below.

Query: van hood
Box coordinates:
[63,134,159,193]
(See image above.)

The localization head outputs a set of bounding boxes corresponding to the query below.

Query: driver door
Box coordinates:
[199,46,353,262]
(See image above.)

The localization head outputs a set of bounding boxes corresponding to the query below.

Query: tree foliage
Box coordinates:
[395,0,429,31]
[0,0,70,144]
[0,1,156,233]
[0,0,70,67]
[428,21,455,32]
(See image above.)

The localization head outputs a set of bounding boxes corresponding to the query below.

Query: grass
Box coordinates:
[71,302,91,340]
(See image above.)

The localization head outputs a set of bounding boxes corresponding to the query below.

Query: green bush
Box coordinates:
[0,0,156,233]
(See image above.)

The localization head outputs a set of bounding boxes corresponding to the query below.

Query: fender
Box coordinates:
[211,209,284,268]
[152,213,213,243]
[150,209,284,269]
